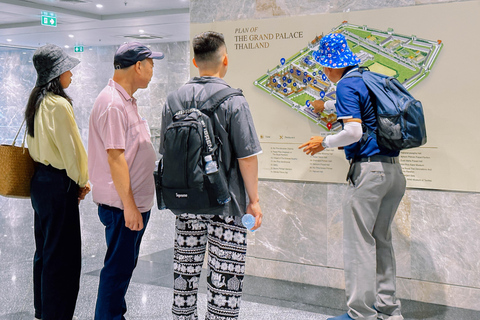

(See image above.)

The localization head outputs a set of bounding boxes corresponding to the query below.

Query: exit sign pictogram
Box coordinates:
[41,11,57,27]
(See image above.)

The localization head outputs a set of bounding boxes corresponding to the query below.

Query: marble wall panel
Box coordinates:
[406,278,480,311]
[245,255,346,290]
[410,189,480,288]
[191,0,256,23]
[191,0,475,23]
[415,0,473,3]
[0,198,34,266]
[392,190,412,279]
[326,183,346,269]
[249,180,328,266]
[192,0,459,22]
[253,0,416,18]
[0,50,36,145]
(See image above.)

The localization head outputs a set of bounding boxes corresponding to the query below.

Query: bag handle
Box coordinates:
[12,118,28,153]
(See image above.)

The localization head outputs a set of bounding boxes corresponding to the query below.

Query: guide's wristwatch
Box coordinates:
[321,138,328,149]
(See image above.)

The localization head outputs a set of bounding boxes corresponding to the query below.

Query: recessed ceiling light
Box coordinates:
[96,4,103,8]
[64,45,70,48]
[6,39,12,42]
[69,34,74,38]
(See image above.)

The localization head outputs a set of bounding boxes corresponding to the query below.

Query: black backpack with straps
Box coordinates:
[155,87,244,214]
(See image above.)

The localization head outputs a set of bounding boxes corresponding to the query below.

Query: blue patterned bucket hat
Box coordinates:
[313,33,360,68]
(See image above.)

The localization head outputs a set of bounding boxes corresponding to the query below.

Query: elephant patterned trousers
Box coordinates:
[172,214,248,320]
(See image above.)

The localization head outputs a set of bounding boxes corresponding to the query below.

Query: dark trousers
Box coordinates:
[94,204,150,320]
[31,163,81,320]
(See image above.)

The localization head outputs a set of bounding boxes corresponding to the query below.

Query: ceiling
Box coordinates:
[0,0,190,50]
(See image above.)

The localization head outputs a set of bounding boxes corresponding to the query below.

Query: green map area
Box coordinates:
[254,22,443,132]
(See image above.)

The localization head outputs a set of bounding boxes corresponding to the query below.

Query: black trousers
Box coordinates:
[31,163,81,320]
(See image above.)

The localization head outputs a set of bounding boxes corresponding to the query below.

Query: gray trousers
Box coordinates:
[343,160,406,320]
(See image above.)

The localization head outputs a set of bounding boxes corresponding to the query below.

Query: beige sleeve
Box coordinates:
[49,99,89,186]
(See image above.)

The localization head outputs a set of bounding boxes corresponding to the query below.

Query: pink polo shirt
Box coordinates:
[88,79,156,212]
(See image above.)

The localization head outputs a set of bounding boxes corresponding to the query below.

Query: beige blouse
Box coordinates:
[26,92,88,187]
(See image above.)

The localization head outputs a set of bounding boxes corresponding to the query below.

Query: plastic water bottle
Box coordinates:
[204,155,218,174]
[242,213,256,232]
[204,155,231,204]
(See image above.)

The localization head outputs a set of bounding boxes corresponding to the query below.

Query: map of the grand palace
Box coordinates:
[253,22,443,132]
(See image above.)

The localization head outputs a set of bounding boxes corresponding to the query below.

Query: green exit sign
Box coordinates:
[74,46,84,53]
[41,11,57,27]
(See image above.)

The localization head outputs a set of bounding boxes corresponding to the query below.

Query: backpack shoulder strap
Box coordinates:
[340,66,376,143]
[199,87,244,116]
[166,86,243,117]
[342,66,368,80]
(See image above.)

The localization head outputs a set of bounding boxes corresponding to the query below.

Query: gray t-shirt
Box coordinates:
[160,76,262,216]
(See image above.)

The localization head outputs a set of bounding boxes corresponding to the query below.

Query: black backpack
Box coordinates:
[343,67,427,151]
[155,87,243,214]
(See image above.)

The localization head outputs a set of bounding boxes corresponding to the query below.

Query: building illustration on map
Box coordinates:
[253,22,443,132]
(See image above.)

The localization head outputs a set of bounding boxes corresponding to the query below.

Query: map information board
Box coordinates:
[191,1,480,192]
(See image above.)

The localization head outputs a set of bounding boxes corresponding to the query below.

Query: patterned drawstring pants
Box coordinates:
[172,214,248,320]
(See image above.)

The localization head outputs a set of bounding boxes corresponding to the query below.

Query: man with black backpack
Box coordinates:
[300,33,406,320]
[159,31,262,320]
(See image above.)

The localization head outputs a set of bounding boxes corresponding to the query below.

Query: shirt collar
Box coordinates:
[108,79,136,102]
[188,76,228,86]
[337,65,359,84]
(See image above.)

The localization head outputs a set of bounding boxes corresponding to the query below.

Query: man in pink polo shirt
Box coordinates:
[88,42,163,320]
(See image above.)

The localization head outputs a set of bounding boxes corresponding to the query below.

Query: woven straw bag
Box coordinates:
[0,119,35,198]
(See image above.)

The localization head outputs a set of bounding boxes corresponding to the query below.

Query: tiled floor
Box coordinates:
[0,195,478,320]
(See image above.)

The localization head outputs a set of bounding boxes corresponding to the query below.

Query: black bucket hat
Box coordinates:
[33,44,80,87]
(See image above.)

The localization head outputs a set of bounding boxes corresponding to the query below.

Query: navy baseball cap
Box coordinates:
[114,42,164,69]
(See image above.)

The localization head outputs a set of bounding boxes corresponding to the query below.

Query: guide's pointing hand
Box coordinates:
[311,100,325,114]
[299,136,325,156]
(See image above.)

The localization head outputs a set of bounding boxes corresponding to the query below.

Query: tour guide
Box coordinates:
[299,32,406,320]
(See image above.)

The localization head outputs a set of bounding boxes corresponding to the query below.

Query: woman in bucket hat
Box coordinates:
[25,44,90,320]
[300,32,405,320]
